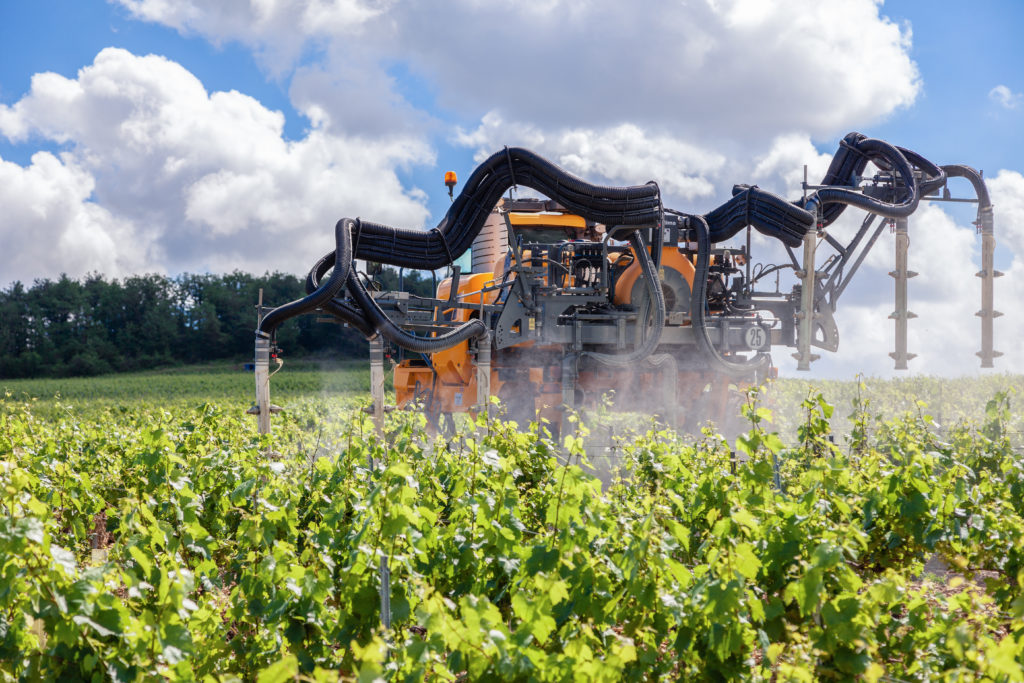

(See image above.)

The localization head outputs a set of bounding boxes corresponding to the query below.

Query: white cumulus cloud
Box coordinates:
[0,48,432,284]
[115,0,388,69]
[989,84,1022,110]
[455,113,725,201]
[988,170,1024,254]
[114,0,921,151]
[401,0,919,141]
[0,151,150,285]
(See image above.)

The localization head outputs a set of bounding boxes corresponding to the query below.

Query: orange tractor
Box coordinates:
[388,199,746,432]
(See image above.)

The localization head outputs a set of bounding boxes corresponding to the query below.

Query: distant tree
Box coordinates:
[0,282,31,377]
[0,266,446,378]
[375,267,437,298]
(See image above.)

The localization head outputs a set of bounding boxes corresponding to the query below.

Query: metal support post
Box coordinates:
[254,336,271,435]
[888,218,917,369]
[370,336,385,432]
[561,353,578,409]
[976,206,1003,367]
[793,230,819,371]
[651,354,678,429]
[476,332,491,412]
[558,353,579,439]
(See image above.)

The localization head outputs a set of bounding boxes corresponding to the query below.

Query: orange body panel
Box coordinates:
[432,272,499,385]
[395,271,498,411]
[613,246,696,306]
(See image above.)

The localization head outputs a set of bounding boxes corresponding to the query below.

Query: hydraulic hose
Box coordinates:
[305,244,377,337]
[700,133,946,249]
[901,148,946,198]
[323,298,377,338]
[813,137,920,218]
[347,147,662,270]
[345,269,488,353]
[303,219,487,351]
[815,133,946,226]
[586,231,665,366]
[942,164,993,231]
[704,185,815,248]
[257,217,354,337]
[689,215,771,377]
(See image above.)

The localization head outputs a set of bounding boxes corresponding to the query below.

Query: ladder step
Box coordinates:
[888,269,918,279]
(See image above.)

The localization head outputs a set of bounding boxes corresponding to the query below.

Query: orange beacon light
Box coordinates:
[444,171,457,199]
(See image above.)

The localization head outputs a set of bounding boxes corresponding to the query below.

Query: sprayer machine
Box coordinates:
[251,132,1000,434]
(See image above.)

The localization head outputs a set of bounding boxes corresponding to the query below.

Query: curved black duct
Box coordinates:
[942,164,993,232]
[704,185,815,248]
[814,137,921,218]
[345,269,488,353]
[699,132,947,248]
[304,237,486,351]
[689,214,771,377]
[257,217,354,336]
[322,298,377,339]
[814,133,947,224]
[347,147,662,270]
[586,231,665,366]
[304,244,377,338]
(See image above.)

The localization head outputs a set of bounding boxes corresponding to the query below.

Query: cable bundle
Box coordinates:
[700,132,948,247]
[705,185,815,248]
[351,147,663,270]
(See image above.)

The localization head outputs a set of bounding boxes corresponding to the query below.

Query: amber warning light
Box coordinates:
[444,171,458,199]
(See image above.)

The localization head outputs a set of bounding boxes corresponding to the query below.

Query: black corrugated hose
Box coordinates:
[586,231,665,366]
[689,214,772,377]
[256,217,354,337]
[348,147,663,270]
[345,268,488,353]
[304,242,376,337]
[942,165,994,232]
[302,220,487,352]
[701,133,946,248]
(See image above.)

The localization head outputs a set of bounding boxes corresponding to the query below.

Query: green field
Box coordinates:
[0,360,376,406]
[3,362,1021,439]
[1,367,1023,680]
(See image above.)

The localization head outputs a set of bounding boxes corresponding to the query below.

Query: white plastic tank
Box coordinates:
[471,207,508,274]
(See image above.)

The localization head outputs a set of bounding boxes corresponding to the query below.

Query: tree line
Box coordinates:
[0,269,436,378]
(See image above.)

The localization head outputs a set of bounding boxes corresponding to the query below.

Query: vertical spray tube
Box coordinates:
[254,336,271,435]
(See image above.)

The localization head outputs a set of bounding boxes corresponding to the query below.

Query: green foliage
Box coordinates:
[770,374,1024,448]
[0,377,1022,681]
[0,267,434,379]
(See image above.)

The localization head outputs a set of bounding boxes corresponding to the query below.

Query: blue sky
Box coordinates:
[1,0,1022,378]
